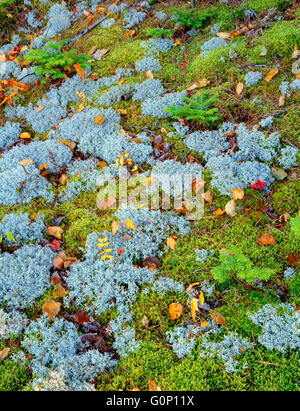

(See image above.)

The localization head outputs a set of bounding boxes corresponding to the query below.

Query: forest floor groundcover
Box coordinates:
[0,0,299,391]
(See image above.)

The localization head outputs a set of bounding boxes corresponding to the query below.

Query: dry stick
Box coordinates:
[63,15,109,46]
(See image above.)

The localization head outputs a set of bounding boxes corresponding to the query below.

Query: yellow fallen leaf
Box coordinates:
[94,115,106,125]
[225,199,237,217]
[20,132,31,139]
[265,68,279,82]
[191,298,198,322]
[236,82,244,95]
[167,236,176,250]
[199,291,205,307]
[229,188,244,200]
[56,139,76,150]
[202,190,213,205]
[125,218,136,231]
[201,320,209,327]
[169,303,183,320]
[42,299,61,320]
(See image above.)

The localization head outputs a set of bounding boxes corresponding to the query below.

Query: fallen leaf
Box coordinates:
[59,173,68,185]
[292,45,299,59]
[112,220,119,236]
[258,233,276,246]
[202,190,213,205]
[20,132,31,139]
[42,299,60,319]
[271,167,287,180]
[265,68,279,82]
[125,219,136,231]
[145,70,154,80]
[169,303,183,320]
[230,188,244,200]
[99,197,117,209]
[236,82,244,95]
[52,283,68,298]
[191,298,198,322]
[213,208,226,217]
[0,347,10,362]
[216,32,231,40]
[141,315,149,326]
[225,199,237,217]
[210,311,226,325]
[75,311,89,325]
[18,158,33,166]
[148,380,161,391]
[36,104,45,113]
[93,48,109,61]
[47,226,64,240]
[260,46,268,56]
[199,291,205,307]
[201,320,209,327]
[279,95,285,107]
[167,236,176,250]
[52,255,65,269]
[74,63,85,80]
[94,115,106,125]
[56,139,76,150]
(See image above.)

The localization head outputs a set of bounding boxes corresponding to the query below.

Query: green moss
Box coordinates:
[98,341,176,391]
[287,273,300,306]
[64,208,112,255]
[0,356,30,391]
[248,0,292,12]
[280,109,300,144]
[272,180,300,216]
[257,21,299,58]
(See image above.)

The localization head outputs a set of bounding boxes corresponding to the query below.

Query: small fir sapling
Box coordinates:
[164,92,220,125]
[24,40,91,83]
[170,8,212,29]
[141,91,187,119]
[211,247,276,284]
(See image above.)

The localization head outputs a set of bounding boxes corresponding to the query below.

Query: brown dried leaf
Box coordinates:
[75,310,89,325]
[59,173,68,185]
[210,311,226,325]
[52,283,68,299]
[0,347,10,362]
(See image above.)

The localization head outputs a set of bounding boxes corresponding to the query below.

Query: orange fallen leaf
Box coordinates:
[42,299,60,319]
[145,70,154,80]
[169,303,183,320]
[59,173,68,185]
[213,208,226,217]
[47,226,64,240]
[52,283,68,299]
[258,233,276,245]
[167,236,176,250]
[74,63,85,80]
[230,189,244,200]
[148,380,161,391]
[112,220,119,236]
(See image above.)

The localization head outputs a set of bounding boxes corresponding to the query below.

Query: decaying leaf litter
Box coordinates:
[0,0,299,391]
